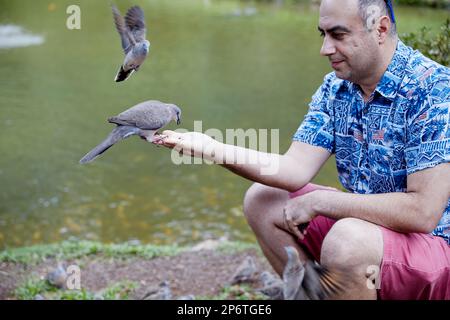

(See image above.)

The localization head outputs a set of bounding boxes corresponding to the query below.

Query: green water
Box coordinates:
[0,0,448,249]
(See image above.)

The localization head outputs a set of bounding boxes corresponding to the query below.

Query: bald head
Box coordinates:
[320,0,396,36]
[318,0,398,91]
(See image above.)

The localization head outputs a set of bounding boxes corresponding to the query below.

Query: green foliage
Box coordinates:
[100,281,138,300]
[395,0,449,8]
[402,19,450,66]
[0,240,258,264]
[197,284,268,300]
[14,278,57,300]
[0,240,183,264]
[14,277,138,300]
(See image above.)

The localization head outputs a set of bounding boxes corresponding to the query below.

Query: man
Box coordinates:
[158,0,450,299]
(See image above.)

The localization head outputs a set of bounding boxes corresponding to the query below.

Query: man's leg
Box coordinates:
[244,183,383,299]
[243,183,309,275]
[320,218,383,299]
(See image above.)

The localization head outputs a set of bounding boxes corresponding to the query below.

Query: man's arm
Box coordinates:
[284,163,450,238]
[159,131,331,192]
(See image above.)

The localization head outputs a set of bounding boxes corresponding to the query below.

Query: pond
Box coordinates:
[0,0,448,248]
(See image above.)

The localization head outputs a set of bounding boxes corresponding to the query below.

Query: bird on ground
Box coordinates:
[282,246,348,300]
[46,263,67,289]
[111,4,150,82]
[255,271,284,300]
[229,256,258,285]
[141,280,172,300]
[79,100,181,164]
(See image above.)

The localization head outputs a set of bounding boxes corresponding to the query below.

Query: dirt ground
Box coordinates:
[0,247,276,300]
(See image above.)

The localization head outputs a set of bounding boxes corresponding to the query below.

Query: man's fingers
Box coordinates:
[159,131,185,146]
[283,208,303,240]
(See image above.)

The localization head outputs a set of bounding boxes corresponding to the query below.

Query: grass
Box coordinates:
[197,284,268,300]
[14,277,138,300]
[2,239,263,300]
[0,239,260,264]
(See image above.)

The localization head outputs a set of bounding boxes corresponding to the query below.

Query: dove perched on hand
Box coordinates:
[79,100,181,164]
[111,5,150,82]
[283,246,347,300]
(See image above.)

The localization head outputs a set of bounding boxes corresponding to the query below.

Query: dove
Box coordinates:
[256,271,284,300]
[229,256,258,285]
[79,100,181,164]
[282,246,348,300]
[46,263,67,289]
[111,5,150,82]
[283,247,307,300]
[141,281,172,300]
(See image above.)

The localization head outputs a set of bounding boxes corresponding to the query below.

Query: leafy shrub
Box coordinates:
[402,19,450,66]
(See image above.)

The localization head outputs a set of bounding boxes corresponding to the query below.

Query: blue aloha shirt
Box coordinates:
[293,40,450,244]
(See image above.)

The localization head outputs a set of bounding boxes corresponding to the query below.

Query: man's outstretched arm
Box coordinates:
[283,163,450,239]
[158,130,331,192]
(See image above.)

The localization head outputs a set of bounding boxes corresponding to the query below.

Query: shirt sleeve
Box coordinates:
[292,72,335,153]
[405,79,450,175]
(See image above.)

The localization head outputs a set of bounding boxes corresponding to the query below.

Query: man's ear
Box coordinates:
[377,15,391,44]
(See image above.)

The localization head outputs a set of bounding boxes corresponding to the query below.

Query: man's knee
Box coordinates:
[243,183,287,227]
[320,218,383,271]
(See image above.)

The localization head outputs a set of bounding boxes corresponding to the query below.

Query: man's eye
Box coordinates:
[332,33,345,40]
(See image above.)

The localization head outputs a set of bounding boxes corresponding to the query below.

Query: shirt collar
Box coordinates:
[375,40,411,100]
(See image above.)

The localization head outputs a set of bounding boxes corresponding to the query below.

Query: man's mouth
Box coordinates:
[331,60,344,68]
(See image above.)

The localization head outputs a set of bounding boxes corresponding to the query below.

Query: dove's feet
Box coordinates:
[149,132,167,145]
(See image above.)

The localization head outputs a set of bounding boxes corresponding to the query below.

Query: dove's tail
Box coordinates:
[114,65,135,82]
[79,126,139,164]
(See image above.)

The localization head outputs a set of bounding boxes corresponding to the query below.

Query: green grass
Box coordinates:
[14,278,58,300]
[14,278,138,300]
[0,240,259,265]
[197,284,269,300]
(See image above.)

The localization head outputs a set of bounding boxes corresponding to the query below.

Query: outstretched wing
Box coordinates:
[111,4,135,53]
[302,261,348,300]
[125,6,147,42]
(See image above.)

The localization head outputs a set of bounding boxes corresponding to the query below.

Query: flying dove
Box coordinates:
[283,246,347,300]
[229,256,258,285]
[111,5,150,82]
[79,100,181,164]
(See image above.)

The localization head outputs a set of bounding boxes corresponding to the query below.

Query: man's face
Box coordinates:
[318,0,381,83]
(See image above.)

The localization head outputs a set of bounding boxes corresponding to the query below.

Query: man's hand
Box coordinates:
[282,191,319,240]
[155,130,220,161]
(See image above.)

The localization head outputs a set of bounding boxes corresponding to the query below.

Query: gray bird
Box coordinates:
[46,264,67,289]
[79,100,181,164]
[256,271,284,300]
[112,5,150,82]
[282,246,347,300]
[229,256,258,285]
[283,246,307,300]
[141,280,172,300]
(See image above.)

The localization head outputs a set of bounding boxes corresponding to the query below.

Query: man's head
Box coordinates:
[318,0,397,85]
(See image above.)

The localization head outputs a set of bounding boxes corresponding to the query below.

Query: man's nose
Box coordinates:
[320,37,336,56]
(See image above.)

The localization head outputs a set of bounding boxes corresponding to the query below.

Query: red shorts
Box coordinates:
[290,183,450,300]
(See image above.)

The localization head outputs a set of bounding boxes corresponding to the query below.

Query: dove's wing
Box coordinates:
[112,5,136,53]
[303,261,348,300]
[108,102,173,131]
[125,6,147,42]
